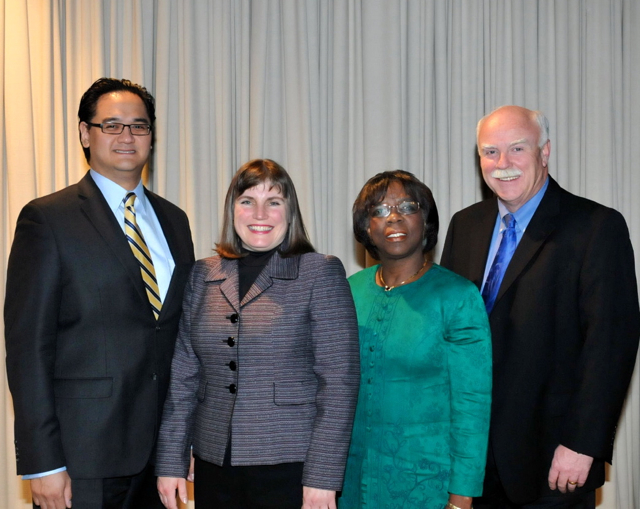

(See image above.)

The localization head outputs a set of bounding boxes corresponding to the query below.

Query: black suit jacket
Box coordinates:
[5,172,195,479]
[440,177,640,504]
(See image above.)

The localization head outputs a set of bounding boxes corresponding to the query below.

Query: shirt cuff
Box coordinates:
[23,466,67,480]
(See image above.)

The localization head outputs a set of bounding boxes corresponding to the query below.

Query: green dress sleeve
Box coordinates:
[444,281,492,496]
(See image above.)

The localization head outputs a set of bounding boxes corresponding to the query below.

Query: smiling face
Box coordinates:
[79,91,152,190]
[367,180,425,263]
[234,181,289,252]
[478,106,550,212]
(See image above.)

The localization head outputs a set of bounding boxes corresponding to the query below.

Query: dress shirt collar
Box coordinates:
[89,169,147,214]
[497,176,549,232]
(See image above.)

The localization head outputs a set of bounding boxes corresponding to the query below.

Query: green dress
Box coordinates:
[340,264,492,509]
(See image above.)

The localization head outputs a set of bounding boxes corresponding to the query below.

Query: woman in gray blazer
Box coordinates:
[156,159,360,509]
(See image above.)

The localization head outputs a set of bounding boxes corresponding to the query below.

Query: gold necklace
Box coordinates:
[378,259,428,291]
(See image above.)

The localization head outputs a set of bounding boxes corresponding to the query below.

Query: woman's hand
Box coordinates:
[302,486,337,509]
[187,450,195,482]
[157,476,188,509]
[445,494,473,509]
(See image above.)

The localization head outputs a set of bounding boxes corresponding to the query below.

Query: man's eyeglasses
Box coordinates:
[85,122,152,136]
[370,201,420,218]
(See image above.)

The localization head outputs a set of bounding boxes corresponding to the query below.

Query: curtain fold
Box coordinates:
[2,1,638,508]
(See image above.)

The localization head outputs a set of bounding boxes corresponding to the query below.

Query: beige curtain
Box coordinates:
[2,1,639,508]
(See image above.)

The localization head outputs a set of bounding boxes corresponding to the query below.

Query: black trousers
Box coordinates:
[194,454,303,509]
[33,462,163,509]
[474,446,596,509]
[474,492,596,509]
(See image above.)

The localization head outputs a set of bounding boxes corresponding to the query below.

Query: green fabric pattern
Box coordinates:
[341,264,492,509]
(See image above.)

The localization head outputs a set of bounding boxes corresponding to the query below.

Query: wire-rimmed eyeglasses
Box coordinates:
[85,122,152,136]
[370,201,420,218]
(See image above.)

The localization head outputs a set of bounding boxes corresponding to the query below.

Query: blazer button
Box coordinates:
[228,313,239,323]
[227,337,235,347]
[228,361,237,371]
[228,384,237,394]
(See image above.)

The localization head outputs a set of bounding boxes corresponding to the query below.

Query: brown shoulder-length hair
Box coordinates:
[216,159,315,259]
[352,170,439,260]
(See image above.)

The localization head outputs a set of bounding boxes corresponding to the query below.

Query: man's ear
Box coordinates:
[541,140,551,167]
[79,121,91,148]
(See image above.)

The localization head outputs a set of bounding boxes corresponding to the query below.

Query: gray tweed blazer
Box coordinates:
[155,251,360,491]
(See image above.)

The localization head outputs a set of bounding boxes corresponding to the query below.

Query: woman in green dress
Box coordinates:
[341,170,492,509]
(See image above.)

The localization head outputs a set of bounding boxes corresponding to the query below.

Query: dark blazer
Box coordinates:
[440,177,640,504]
[155,252,360,491]
[4,172,195,479]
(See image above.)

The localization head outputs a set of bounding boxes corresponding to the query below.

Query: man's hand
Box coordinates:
[302,486,336,509]
[157,477,188,509]
[548,444,594,493]
[31,470,72,509]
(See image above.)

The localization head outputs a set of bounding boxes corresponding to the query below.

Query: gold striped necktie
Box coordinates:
[123,192,162,320]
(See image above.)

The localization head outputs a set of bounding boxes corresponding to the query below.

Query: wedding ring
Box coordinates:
[568,481,578,485]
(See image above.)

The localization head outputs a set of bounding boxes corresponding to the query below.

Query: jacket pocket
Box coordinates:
[53,378,113,399]
[197,378,208,402]
[273,380,317,406]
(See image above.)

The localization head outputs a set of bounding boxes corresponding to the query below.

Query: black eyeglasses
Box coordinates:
[370,201,420,218]
[85,122,152,136]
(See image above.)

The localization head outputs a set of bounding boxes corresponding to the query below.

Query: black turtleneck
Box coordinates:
[238,247,278,300]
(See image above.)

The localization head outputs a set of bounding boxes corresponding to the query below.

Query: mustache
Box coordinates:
[490,169,522,179]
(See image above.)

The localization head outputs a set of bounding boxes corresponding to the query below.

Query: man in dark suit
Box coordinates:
[440,105,640,508]
[4,78,195,509]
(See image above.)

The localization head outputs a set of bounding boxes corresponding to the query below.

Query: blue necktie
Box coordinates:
[482,213,517,314]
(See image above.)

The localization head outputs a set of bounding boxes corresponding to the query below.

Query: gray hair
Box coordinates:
[477,106,550,149]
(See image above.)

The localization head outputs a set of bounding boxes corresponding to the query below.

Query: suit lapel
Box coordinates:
[77,173,149,304]
[203,253,300,312]
[240,252,299,307]
[469,200,500,288]
[206,258,241,313]
[496,177,561,305]
[145,189,193,317]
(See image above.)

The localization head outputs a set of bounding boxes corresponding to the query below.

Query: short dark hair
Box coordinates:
[216,159,315,259]
[77,78,156,163]
[352,170,439,259]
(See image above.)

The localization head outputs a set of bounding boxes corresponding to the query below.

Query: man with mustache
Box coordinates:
[441,105,640,508]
